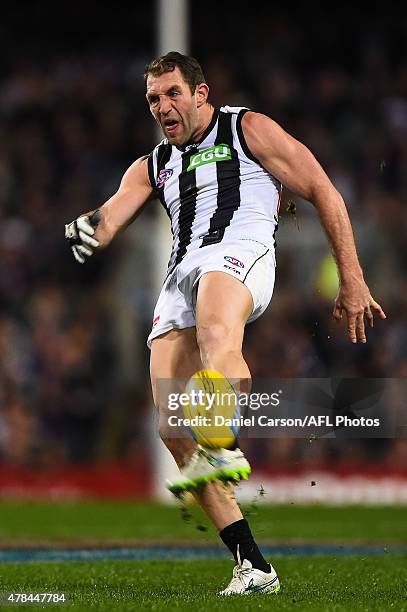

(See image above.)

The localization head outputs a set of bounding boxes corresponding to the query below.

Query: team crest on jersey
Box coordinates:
[187,144,231,171]
[157,168,173,188]
[224,256,244,268]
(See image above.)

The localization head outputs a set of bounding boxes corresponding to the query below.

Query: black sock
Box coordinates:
[219,518,270,573]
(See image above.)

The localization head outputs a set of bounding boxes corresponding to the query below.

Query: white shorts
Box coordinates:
[147,239,276,348]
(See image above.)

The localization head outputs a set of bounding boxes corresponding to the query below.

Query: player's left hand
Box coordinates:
[65,211,101,264]
[333,279,386,343]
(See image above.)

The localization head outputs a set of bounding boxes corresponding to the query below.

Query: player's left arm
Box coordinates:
[242,111,386,343]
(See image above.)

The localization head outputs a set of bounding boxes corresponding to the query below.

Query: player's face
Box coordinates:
[146,67,201,146]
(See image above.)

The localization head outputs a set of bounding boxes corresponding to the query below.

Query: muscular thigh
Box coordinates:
[195,271,253,346]
[150,327,202,408]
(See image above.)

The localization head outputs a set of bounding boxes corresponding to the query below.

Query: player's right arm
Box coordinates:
[65,155,153,263]
[241,111,386,343]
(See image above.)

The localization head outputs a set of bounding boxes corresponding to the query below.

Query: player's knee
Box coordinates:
[159,431,179,461]
[197,321,229,351]
[158,429,194,468]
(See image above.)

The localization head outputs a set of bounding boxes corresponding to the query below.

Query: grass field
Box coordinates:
[0,501,406,611]
[1,501,406,543]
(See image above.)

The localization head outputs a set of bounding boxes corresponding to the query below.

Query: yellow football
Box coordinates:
[183,369,240,448]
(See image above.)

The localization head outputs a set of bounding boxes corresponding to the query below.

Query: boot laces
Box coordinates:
[227,545,253,591]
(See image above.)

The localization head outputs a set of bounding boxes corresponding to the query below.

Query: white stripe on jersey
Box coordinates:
[148,106,281,272]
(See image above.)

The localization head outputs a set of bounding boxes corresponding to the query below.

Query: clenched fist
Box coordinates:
[65,210,102,264]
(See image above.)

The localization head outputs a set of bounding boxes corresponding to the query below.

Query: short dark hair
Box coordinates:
[144,51,206,94]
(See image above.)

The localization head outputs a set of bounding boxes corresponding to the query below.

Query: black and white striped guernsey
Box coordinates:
[148,106,281,273]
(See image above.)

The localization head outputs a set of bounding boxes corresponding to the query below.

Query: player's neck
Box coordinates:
[192,103,215,144]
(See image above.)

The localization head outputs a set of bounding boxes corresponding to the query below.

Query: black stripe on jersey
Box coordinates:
[155,142,173,220]
[201,111,241,247]
[200,111,240,247]
[172,148,198,269]
[236,108,262,165]
[147,153,156,190]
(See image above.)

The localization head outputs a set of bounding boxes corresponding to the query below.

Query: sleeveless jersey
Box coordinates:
[148,106,281,273]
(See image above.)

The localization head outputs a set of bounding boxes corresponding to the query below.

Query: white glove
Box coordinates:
[65,210,101,264]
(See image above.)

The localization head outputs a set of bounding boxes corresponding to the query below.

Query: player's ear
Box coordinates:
[195,82,209,107]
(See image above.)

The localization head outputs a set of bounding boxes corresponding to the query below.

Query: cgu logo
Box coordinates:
[187,144,231,171]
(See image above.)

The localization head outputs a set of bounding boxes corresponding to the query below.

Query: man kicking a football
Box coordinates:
[65,52,386,595]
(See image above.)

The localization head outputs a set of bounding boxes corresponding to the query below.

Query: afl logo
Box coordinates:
[224,256,244,268]
[157,168,173,189]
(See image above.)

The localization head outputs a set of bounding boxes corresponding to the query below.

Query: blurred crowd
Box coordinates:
[0,6,406,471]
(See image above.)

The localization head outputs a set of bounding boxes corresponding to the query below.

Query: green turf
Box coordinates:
[0,556,405,611]
[0,501,405,543]
[0,502,405,610]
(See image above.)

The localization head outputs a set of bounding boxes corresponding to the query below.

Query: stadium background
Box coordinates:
[0,1,406,504]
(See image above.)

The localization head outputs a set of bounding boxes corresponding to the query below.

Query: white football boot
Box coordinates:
[166,445,251,496]
[219,546,280,596]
